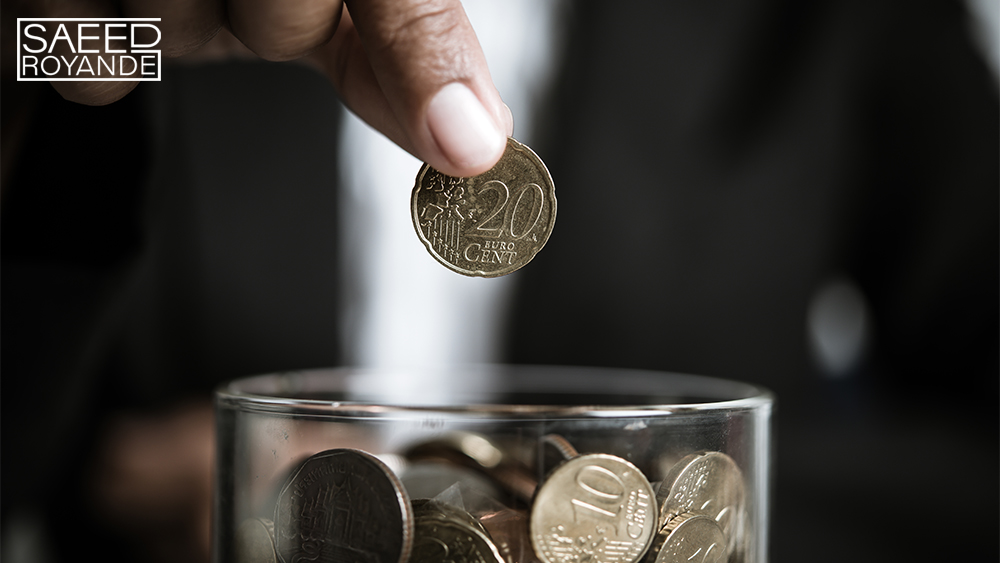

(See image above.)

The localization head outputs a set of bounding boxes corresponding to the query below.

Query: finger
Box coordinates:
[37,0,139,105]
[332,0,512,177]
[122,0,225,58]
[308,9,416,155]
[228,0,343,61]
[52,71,139,107]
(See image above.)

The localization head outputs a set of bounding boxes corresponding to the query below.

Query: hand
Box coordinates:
[37,0,513,177]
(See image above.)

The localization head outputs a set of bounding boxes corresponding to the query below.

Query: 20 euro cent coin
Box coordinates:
[411,137,556,277]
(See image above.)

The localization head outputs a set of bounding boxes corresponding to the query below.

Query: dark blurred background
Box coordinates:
[2,1,997,562]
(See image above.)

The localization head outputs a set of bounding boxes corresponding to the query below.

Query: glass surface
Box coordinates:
[214,365,773,563]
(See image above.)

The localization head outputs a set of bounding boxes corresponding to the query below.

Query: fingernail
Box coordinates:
[502,102,514,137]
[427,83,505,171]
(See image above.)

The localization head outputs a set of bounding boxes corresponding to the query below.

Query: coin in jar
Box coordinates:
[410,509,506,563]
[656,451,744,553]
[404,431,538,505]
[644,513,727,563]
[411,137,556,277]
[530,453,657,563]
[538,433,580,472]
[274,448,413,563]
[412,497,489,536]
[480,509,540,563]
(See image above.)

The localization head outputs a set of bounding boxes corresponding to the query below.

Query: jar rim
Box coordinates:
[215,365,774,419]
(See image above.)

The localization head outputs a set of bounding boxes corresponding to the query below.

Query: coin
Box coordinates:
[412,498,489,536]
[530,454,657,563]
[410,511,507,563]
[274,448,414,563]
[644,513,727,563]
[235,517,277,563]
[539,434,580,470]
[479,509,541,563]
[655,451,744,555]
[411,137,557,277]
[405,432,506,470]
[404,431,538,504]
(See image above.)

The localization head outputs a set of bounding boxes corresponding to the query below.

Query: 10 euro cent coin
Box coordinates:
[530,454,657,563]
[411,137,556,277]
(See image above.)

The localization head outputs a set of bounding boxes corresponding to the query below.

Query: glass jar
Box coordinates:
[214,365,773,563]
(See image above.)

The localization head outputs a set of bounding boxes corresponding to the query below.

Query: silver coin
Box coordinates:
[235,517,277,563]
[656,451,744,555]
[274,448,413,563]
[646,514,727,563]
[530,454,657,563]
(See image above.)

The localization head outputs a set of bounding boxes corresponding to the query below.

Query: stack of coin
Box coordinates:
[230,439,748,563]
[528,436,746,563]
[652,451,746,561]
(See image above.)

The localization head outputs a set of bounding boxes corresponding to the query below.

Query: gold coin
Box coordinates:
[644,513,727,563]
[656,451,745,558]
[530,454,657,563]
[410,513,507,563]
[411,137,556,277]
